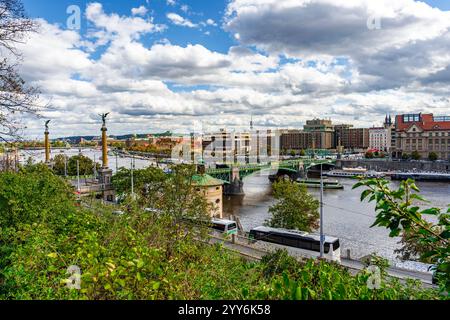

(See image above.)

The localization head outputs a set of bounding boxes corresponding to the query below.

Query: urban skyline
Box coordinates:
[12,112,448,162]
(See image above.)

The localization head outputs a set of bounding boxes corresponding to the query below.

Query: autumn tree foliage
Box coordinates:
[0,0,39,141]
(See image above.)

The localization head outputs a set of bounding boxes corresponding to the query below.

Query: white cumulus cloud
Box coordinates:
[167,12,197,28]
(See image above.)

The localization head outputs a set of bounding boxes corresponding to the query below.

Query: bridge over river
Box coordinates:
[206,158,336,195]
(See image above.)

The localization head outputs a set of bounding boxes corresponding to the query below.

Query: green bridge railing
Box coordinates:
[206,159,336,182]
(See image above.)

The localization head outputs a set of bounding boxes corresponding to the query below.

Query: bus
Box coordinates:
[249,226,341,262]
[177,216,238,236]
[211,219,238,236]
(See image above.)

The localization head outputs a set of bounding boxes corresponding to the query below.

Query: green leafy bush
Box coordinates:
[354,178,450,292]
[0,167,445,300]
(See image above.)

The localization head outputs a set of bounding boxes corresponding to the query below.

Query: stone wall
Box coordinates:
[336,159,450,172]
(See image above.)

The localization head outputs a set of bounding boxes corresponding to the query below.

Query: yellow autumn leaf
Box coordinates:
[106,262,116,270]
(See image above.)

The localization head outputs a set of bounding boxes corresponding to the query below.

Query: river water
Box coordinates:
[20,148,450,262]
[19,148,156,173]
[223,170,450,262]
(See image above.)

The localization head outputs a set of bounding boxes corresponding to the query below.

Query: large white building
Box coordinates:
[172,127,280,166]
[368,116,394,152]
[201,128,280,165]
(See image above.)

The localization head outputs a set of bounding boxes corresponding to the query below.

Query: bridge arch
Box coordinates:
[206,159,337,195]
[306,163,336,171]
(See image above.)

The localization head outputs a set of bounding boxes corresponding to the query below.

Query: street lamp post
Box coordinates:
[94,154,97,180]
[64,154,67,177]
[77,160,80,193]
[116,152,118,173]
[319,163,325,259]
[131,155,135,197]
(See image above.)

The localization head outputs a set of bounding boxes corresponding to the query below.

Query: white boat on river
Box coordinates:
[325,167,385,179]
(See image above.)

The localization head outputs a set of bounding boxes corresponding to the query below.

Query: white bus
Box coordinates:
[177,216,238,236]
[249,226,341,262]
[211,219,238,236]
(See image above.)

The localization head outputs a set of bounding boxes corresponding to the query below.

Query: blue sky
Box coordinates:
[15,0,450,138]
[424,0,450,10]
[23,0,235,53]
[21,0,450,56]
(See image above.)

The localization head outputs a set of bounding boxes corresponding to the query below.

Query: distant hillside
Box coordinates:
[53,136,97,143]
[55,131,174,143]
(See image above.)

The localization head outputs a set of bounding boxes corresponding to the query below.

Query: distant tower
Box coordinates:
[250,115,254,131]
[384,114,393,129]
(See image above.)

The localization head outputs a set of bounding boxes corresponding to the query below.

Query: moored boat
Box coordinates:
[296,178,344,190]
[325,167,385,179]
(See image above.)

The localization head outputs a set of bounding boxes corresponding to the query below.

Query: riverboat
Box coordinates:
[325,167,385,179]
[296,178,344,190]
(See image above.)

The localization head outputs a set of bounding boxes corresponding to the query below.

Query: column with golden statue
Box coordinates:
[44,120,51,165]
[101,113,109,169]
[98,113,116,202]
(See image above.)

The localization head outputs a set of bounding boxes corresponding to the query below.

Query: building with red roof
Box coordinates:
[392,113,450,160]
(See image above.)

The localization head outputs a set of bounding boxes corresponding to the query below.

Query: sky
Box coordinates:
[13,0,450,138]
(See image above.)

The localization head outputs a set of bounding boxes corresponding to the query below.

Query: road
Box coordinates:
[208,233,435,288]
[340,258,433,285]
